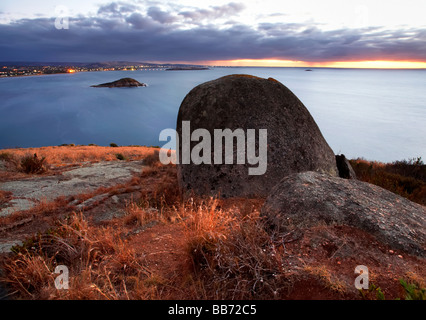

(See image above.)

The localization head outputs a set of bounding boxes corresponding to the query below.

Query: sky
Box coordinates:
[1,0,426,68]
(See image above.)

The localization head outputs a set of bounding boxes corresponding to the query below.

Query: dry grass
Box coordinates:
[181,198,290,299]
[0,152,48,175]
[404,271,426,290]
[122,163,182,226]
[2,147,424,300]
[142,150,160,166]
[0,196,69,230]
[0,145,157,166]
[0,190,13,206]
[122,203,160,227]
[350,157,426,205]
[1,193,289,300]
[2,190,424,300]
[19,153,48,174]
[138,163,181,208]
[0,156,184,299]
[303,265,347,295]
[1,212,156,299]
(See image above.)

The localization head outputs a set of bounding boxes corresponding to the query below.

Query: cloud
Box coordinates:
[147,7,179,24]
[97,2,138,17]
[179,2,246,22]
[125,13,158,30]
[0,2,425,63]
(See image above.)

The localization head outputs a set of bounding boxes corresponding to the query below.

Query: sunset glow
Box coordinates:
[206,59,426,69]
[321,61,426,69]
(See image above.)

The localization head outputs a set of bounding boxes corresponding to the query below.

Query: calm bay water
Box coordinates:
[0,67,425,162]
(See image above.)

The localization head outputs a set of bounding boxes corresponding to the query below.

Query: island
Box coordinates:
[91,78,147,88]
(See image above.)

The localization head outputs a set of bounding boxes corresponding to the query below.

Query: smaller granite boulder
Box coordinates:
[261,171,426,257]
[335,154,357,179]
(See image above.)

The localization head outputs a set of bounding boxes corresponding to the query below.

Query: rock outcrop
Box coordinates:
[261,171,426,257]
[91,78,146,88]
[0,160,144,217]
[176,74,338,198]
[335,154,357,179]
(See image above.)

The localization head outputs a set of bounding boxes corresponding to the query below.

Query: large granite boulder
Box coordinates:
[261,171,426,257]
[176,74,338,198]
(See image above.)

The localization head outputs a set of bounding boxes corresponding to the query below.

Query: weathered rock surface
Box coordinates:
[176,74,338,198]
[335,154,357,179]
[91,77,146,88]
[0,199,36,217]
[261,171,426,257]
[0,241,22,254]
[0,160,144,216]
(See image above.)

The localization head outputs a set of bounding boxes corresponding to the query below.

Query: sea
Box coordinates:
[0,67,425,163]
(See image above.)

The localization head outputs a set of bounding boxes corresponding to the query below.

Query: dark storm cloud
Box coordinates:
[0,1,425,63]
[125,12,158,30]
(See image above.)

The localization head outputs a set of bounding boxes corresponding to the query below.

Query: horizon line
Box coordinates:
[2,59,426,70]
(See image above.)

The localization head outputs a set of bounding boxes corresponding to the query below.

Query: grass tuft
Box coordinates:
[143,150,160,167]
[182,198,290,299]
[19,153,48,174]
[1,212,153,299]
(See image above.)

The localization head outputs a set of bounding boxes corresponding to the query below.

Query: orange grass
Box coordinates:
[1,212,155,300]
[350,157,426,205]
[181,197,292,299]
[0,145,159,166]
[2,149,424,300]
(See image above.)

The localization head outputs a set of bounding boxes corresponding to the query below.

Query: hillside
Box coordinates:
[0,146,425,300]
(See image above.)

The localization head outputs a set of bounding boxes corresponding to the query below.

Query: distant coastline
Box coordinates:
[0,61,210,78]
[2,63,425,78]
[165,67,209,71]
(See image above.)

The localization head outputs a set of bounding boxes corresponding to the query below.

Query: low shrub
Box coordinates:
[0,152,13,162]
[110,143,119,148]
[350,157,426,205]
[20,153,48,174]
[143,150,160,166]
[0,152,20,171]
[116,153,127,161]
